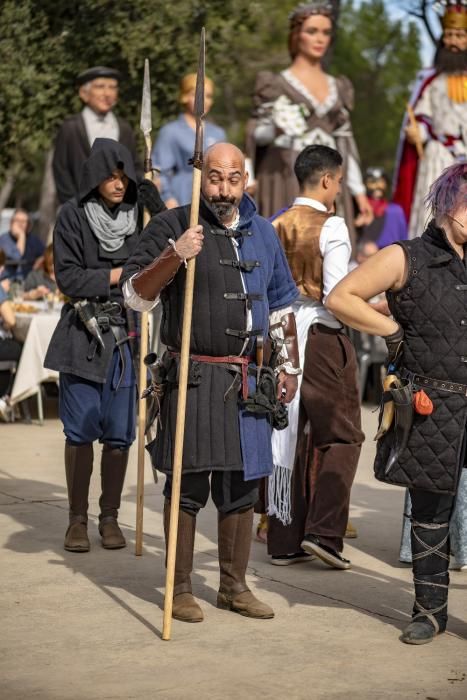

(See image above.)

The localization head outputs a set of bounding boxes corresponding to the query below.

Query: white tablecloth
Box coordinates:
[10,306,157,406]
[10,311,61,405]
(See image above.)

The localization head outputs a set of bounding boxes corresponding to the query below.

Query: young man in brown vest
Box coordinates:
[268,144,364,569]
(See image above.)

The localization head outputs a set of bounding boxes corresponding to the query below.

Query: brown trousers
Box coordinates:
[268,325,364,555]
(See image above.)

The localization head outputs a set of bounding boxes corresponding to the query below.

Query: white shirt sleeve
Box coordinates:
[244,157,256,184]
[269,306,293,326]
[346,154,366,196]
[253,122,276,146]
[319,217,352,305]
[123,276,160,312]
[416,122,429,144]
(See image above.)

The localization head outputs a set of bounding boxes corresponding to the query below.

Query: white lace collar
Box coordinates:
[281,69,337,118]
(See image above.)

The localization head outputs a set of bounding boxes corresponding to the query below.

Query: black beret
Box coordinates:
[76,66,121,86]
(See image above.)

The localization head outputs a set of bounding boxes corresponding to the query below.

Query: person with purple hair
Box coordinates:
[325,162,467,645]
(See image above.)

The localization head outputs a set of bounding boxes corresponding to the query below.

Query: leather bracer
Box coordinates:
[281,312,300,372]
[269,310,301,374]
[132,245,182,301]
[383,324,404,370]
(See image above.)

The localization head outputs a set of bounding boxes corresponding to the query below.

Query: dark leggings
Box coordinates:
[164,470,259,516]
[409,489,455,525]
[0,338,22,396]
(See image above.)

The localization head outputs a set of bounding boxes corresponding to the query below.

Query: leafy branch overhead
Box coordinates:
[0,0,422,205]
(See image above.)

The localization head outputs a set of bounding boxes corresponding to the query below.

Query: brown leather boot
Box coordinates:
[217,508,274,619]
[98,445,128,549]
[164,500,203,623]
[64,442,93,552]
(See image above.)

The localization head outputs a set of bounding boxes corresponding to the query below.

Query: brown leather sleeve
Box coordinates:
[282,312,300,369]
[132,245,182,301]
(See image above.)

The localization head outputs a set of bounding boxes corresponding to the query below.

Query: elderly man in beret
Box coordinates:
[53,66,141,204]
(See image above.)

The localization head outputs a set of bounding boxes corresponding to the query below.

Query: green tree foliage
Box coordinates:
[332,0,422,175]
[0,0,421,208]
[0,0,258,206]
[0,1,65,197]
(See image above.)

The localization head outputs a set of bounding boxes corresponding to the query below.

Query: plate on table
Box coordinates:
[13,302,41,314]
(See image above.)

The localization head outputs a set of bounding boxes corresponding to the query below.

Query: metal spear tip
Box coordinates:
[194,27,205,120]
[140,58,152,136]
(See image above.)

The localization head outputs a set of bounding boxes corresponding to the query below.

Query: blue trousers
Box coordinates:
[59,348,136,449]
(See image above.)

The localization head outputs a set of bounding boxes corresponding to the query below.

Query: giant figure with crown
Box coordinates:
[393,1,467,239]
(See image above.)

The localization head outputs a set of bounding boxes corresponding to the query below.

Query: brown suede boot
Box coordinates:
[64,442,93,552]
[98,445,128,549]
[164,500,203,623]
[217,508,274,619]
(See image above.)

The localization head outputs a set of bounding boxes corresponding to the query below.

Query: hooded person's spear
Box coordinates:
[135,58,153,556]
[162,27,205,641]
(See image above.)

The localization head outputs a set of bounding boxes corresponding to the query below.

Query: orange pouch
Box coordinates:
[413,389,433,415]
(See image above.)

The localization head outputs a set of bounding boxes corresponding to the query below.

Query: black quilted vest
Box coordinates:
[374,221,467,494]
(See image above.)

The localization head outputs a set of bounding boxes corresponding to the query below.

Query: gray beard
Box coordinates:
[211,201,237,222]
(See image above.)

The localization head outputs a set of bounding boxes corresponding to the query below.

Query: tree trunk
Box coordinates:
[37,149,57,243]
[0,167,17,214]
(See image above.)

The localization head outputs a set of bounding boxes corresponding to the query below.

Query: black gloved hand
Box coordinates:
[137,180,166,217]
[383,324,404,370]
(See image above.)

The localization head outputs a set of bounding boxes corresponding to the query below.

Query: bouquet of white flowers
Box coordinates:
[272,95,310,137]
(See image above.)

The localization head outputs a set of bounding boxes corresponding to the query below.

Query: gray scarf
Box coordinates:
[84,200,137,252]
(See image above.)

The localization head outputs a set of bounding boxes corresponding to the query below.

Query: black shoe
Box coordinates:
[301,535,351,570]
[271,550,313,566]
[400,619,440,645]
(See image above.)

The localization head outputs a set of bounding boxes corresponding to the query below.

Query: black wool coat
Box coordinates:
[52,112,142,204]
[45,139,143,383]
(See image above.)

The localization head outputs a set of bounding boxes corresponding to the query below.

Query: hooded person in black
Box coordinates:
[45,138,165,553]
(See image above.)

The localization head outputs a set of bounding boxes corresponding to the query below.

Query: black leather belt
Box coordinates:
[401,369,467,397]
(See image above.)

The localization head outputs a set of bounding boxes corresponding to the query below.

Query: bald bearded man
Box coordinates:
[122,143,299,623]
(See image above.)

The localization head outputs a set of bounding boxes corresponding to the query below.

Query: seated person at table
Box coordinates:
[23,244,57,301]
[0,209,45,282]
[0,250,22,420]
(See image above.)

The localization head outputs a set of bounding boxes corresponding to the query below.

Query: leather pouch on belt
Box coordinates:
[168,354,202,387]
[241,366,288,431]
[413,389,434,415]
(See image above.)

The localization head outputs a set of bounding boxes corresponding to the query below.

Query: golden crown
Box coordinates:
[434,1,467,30]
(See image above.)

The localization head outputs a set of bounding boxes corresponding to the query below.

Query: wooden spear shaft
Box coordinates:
[407,104,424,160]
[162,26,205,642]
[162,165,202,641]
[135,135,153,557]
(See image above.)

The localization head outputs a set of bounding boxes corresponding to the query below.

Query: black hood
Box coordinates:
[78,138,138,205]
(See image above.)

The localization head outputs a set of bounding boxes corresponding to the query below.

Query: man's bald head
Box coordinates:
[202,143,249,224]
[204,143,245,172]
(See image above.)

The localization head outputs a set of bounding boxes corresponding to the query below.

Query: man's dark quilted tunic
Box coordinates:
[375,221,467,493]
[122,194,298,475]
